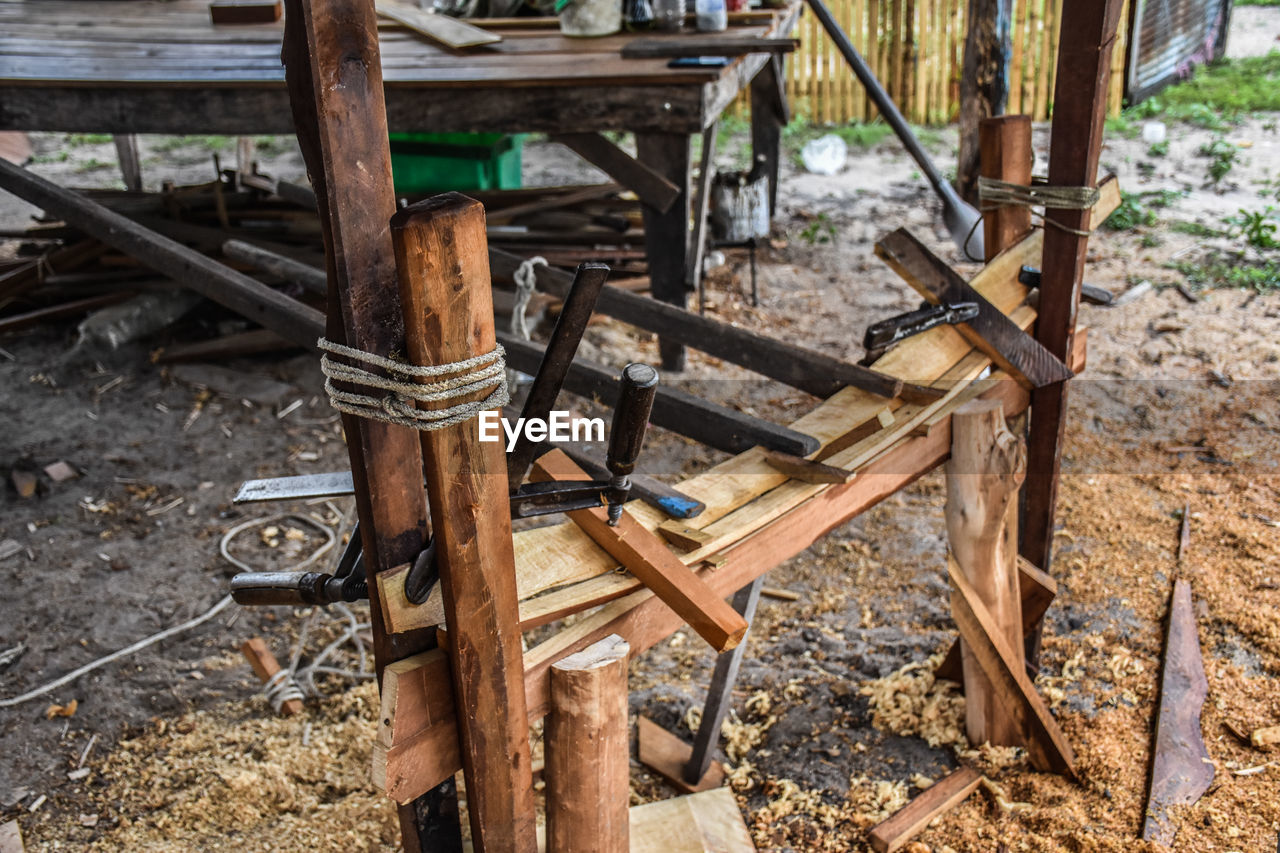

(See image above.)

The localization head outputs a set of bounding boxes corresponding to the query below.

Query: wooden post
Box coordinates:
[750,54,788,217]
[1020,0,1126,573]
[978,115,1032,261]
[280,0,461,848]
[545,635,631,853]
[113,134,142,192]
[946,397,1025,747]
[955,0,1010,202]
[635,131,692,372]
[391,194,537,853]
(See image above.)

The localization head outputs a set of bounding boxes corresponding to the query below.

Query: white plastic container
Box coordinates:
[695,0,726,31]
[560,0,622,37]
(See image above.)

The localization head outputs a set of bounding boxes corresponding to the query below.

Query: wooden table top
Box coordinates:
[0,0,796,89]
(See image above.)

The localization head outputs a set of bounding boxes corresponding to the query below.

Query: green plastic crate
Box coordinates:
[387,132,524,195]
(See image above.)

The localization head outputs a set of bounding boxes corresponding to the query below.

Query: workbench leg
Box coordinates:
[750,54,788,218]
[687,122,717,315]
[113,135,142,193]
[636,131,692,372]
[683,575,764,785]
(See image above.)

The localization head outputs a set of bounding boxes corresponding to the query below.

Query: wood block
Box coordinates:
[629,788,755,853]
[868,766,982,853]
[210,0,282,24]
[375,0,501,48]
[761,449,854,484]
[239,637,301,715]
[658,523,715,551]
[0,820,23,853]
[637,716,725,795]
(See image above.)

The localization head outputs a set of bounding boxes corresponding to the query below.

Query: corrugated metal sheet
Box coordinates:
[1127,0,1231,103]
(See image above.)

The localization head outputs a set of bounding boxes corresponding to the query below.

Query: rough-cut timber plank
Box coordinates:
[761,448,854,484]
[240,637,302,715]
[391,194,537,853]
[947,555,1075,778]
[533,451,747,653]
[1021,0,1126,573]
[1141,579,1213,845]
[0,159,324,348]
[281,0,455,847]
[979,115,1033,260]
[629,788,756,853]
[946,398,1025,748]
[635,131,690,371]
[636,716,726,795]
[374,0,501,48]
[545,635,630,853]
[551,133,680,213]
[868,766,982,853]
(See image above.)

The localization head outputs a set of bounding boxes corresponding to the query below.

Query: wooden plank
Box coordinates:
[1141,579,1214,845]
[391,194,536,853]
[210,0,282,24]
[1020,0,1125,572]
[761,448,854,484]
[374,0,500,48]
[545,636,630,853]
[0,820,23,853]
[978,115,1032,260]
[239,637,303,715]
[550,133,680,213]
[280,0,457,848]
[629,788,755,853]
[946,398,1025,747]
[947,554,1075,778]
[622,37,798,58]
[636,716,726,795]
[875,227,1073,390]
[532,451,748,653]
[868,766,982,853]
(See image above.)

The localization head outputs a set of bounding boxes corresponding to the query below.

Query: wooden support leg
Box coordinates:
[979,115,1032,262]
[392,195,537,853]
[1020,0,1126,574]
[687,122,717,315]
[750,54,787,217]
[546,635,631,853]
[113,134,141,192]
[280,1,461,848]
[635,131,691,372]
[684,575,763,785]
[946,398,1025,748]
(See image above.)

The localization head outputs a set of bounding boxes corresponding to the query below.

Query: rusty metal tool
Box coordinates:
[1018,266,1113,306]
[862,301,979,362]
[229,520,367,606]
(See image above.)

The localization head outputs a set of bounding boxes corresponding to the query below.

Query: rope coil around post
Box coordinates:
[978,176,1101,237]
[318,337,509,431]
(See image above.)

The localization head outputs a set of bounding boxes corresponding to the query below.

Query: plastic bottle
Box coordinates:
[652,0,685,30]
[695,0,726,31]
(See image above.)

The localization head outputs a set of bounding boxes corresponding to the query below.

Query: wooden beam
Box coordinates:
[532,450,748,653]
[946,398,1025,747]
[113,134,142,192]
[947,555,1075,778]
[621,37,799,59]
[868,766,982,853]
[546,635,631,853]
[280,0,457,848]
[392,195,537,853]
[635,131,691,371]
[552,133,680,214]
[761,449,854,484]
[979,115,1032,260]
[0,292,131,334]
[636,716,726,795]
[211,0,283,23]
[1021,0,1126,573]
[628,788,755,853]
[374,0,502,48]
[239,637,303,716]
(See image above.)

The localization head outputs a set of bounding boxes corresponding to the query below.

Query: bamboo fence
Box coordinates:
[777,0,1128,126]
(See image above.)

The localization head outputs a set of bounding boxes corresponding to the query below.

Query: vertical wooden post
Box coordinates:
[545,634,631,853]
[978,114,1032,261]
[750,54,788,217]
[636,132,692,372]
[280,1,461,849]
[391,194,537,853]
[1020,0,1125,573]
[113,134,142,192]
[946,398,1025,747]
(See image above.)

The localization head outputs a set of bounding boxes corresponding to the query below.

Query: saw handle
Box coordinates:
[606,363,659,478]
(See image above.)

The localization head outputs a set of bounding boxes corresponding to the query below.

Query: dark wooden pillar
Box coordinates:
[1020,0,1126,575]
[281,1,461,850]
[750,54,789,217]
[636,131,692,371]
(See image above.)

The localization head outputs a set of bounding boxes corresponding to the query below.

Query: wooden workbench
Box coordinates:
[0,0,801,368]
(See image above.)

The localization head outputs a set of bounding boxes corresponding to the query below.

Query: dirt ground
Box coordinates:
[3,11,1280,852]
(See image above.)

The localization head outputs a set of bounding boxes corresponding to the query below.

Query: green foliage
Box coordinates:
[1129,52,1280,127]
[798,212,838,245]
[75,157,111,173]
[1147,140,1169,157]
[1105,113,1142,139]
[1104,194,1158,231]
[150,135,236,154]
[1229,207,1280,249]
[1140,233,1164,248]
[63,133,114,146]
[1169,220,1224,238]
[1171,254,1280,292]
[1235,0,1280,7]
[1199,138,1239,184]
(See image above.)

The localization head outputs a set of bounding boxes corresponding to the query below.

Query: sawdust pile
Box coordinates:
[21,681,398,852]
[860,654,965,750]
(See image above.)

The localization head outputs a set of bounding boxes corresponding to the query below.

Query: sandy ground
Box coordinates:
[3,9,1280,852]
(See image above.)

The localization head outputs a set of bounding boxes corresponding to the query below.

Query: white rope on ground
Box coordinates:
[0,595,234,709]
[317,337,508,431]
